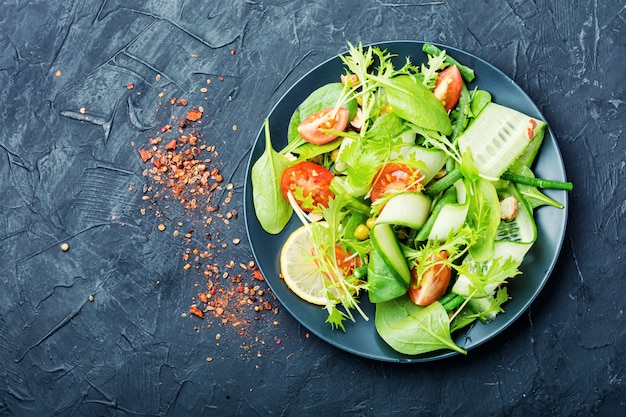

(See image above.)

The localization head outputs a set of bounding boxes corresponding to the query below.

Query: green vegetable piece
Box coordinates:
[370,223,412,286]
[375,75,452,135]
[505,162,567,209]
[375,296,467,355]
[415,185,458,242]
[421,43,476,82]
[251,119,293,234]
[367,247,408,304]
[470,90,492,117]
[287,83,358,144]
[515,120,546,168]
[467,178,500,262]
[458,102,546,179]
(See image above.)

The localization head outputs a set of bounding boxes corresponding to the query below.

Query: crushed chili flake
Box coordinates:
[185,108,203,122]
[190,305,204,318]
[136,95,282,358]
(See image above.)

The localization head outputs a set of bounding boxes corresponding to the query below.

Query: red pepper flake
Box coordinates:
[189,305,204,318]
[185,109,203,122]
[127,83,134,90]
[138,149,153,162]
[252,268,264,281]
[164,139,177,150]
[136,97,281,357]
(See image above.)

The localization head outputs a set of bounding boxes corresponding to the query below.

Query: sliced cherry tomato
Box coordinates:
[297,107,350,145]
[408,251,451,306]
[433,65,463,112]
[280,161,335,212]
[369,162,423,203]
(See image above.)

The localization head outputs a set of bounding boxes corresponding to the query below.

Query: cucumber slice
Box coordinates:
[428,179,470,240]
[370,223,412,286]
[451,184,537,298]
[375,192,431,230]
[401,145,447,184]
[458,103,546,178]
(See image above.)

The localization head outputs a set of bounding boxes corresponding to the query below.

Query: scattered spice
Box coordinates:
[190,305,204,318]
[60,242,70,252]
[55,70,62,77]
[185,108,203,122]
[136,92,282,360]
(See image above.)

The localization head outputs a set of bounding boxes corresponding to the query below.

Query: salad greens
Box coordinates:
[251,42,572,356]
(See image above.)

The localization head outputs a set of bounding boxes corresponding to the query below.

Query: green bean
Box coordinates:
[442,294,466,312]
[500,172,573,191]
[425,168,463,196]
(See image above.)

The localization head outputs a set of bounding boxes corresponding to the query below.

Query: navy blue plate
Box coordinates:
[243,41,568,362]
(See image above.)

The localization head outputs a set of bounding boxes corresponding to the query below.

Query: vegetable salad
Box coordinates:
[251,42,571,356]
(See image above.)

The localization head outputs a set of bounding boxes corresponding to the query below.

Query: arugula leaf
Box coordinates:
[420,50,449,89]
[375,296,466,355]
[251,119,293,234]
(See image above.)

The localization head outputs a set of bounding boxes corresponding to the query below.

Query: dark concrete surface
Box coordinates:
[1,1,624,416]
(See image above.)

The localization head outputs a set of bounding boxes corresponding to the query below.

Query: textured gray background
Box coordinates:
[1,0,624,416]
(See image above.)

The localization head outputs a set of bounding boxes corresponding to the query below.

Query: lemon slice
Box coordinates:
[280,223,331,305]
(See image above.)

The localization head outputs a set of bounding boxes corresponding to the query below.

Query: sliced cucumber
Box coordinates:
[451,184,536,298]
[401,145,447,184]
[375,192,431,230]
[458,103,546,178]
[370,223,412,286]
[428,179,470,240]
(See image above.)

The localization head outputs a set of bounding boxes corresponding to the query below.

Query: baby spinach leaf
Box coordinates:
[375,296,466,355]
[251,119,292,234]
[287,83,358,144]
[367,247,408,304]
[470,89,492,117]
[373,75,452,135]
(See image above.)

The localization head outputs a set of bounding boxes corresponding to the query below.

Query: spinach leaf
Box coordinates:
[373,75,452,135]
[470,89,492,117]
[367,247,408,304]
[287,83,358,144]
[375,296,466,355]
[251,119,292,234]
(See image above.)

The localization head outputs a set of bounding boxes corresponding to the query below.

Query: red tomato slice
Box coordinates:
[408,251,451,306]
[280,161,335,212]
[297,107,350,145]
[369,163,423,203]
[433,66,463,112]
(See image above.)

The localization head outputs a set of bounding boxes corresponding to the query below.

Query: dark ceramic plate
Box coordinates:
[243,41,568,362]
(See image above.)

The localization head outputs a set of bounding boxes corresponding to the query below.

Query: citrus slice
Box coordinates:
[280,222,331,305]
